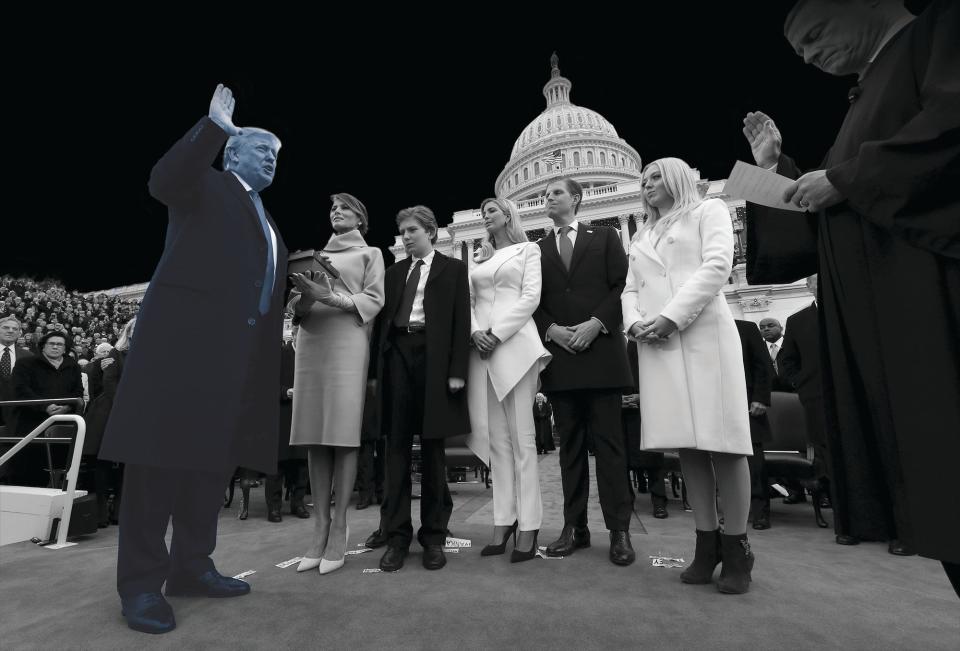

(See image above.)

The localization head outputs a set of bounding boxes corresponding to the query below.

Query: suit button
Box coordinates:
[254,280,263,288]
[640,280,646,287]
[667,237,675,244]
[248,318,256,326]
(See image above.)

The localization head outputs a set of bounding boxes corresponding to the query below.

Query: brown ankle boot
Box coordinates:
[680,529,721,584]
[717,533,754,594]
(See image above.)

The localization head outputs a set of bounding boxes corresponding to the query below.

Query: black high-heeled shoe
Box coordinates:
[511,530,539,563]
[480,521,518,556]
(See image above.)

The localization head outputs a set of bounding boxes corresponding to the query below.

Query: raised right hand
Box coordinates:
[209,83,243,137]
[742,111,782,169]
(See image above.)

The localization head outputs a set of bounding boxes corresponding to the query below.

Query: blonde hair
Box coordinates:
[637,157,704,241]
[474,198,528,263]
[115,317,136,352]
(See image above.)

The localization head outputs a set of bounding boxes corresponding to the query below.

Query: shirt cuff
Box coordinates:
[590,316,608,334]
[545,323,557,343]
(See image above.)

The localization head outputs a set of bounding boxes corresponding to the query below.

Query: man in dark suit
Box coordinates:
[365,206,470,573]
[98,85,288,634]
[0,316,34,435]
[1,316,36,484]
[534,177,636,566]
[757,317,792,393]
[734,320,774,530]
[779,275,834,519]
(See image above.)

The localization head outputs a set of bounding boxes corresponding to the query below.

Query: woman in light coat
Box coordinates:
[467,197,551,563]
[288,193,385,575]
[622,157,754,593]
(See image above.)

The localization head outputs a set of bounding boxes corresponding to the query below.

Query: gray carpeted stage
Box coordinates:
[1,454,956,649]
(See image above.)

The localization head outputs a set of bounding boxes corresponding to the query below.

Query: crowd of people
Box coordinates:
[0,275,140,359]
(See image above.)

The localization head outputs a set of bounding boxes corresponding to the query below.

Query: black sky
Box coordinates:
[8,4,928,291]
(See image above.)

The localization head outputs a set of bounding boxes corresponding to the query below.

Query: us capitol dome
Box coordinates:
[497,52,643,201]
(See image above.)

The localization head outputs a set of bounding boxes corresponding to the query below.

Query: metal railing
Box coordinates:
[0,398,87,549]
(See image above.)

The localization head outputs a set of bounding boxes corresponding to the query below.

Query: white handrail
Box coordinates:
[0,414,87,549]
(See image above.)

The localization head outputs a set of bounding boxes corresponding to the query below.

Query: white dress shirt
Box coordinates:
[405,249,436,326]
[231,172,278,288]
[554,220,579,255]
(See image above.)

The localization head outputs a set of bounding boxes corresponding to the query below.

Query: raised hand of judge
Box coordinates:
[208,83,243,137]
[742,111,782,169]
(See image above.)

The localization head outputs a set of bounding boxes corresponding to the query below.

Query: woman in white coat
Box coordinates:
[622,157,754,594]
[467,197,551,563]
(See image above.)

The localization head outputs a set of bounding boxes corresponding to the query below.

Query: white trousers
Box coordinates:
[487,365,542,530]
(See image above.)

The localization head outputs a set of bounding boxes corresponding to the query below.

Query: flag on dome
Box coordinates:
[542,150,562,166]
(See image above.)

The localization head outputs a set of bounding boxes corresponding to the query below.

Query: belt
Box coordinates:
[394,324,426,334]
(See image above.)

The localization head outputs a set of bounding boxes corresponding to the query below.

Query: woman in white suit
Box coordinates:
[622,157,754,594]
[467,197,551,563]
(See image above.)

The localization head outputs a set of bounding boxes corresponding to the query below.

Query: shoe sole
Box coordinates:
[164,588,250,598]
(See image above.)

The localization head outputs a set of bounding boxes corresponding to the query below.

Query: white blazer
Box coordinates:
[621,198,751,455]
[466,242,551,459]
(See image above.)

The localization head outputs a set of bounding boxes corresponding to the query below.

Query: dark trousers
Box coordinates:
[357,439,385,501]
[380,331,452,549]
[265,459,307,512]
[748,442,769,503]
[550,389,633,531]
[117,463,231,598]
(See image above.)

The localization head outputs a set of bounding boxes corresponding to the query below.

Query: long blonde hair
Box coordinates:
[475,198,528,263]
[637,157,703,241]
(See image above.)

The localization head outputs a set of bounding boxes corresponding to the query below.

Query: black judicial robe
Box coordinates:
[746,0,959,563]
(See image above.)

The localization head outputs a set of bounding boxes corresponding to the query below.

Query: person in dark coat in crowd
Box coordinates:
[533,393,555,455]
[356,368,385,510]
[1,316,35,484]
[622,339,667,518]
[11,330,84,487]
[264,336,309,522]
[744,0,959,594]
[82,318,135,527]
[363,205,471,573]
[98,84,289,633]
[734,319,773,530]
[779,275,834,515]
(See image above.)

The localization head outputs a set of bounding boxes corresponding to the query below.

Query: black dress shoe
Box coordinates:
[835,534,860,545]
[165,570,251,598]
[366,528,389,549]
[267,510,282,523]
[292,504,310,519]
[653,501,668,519]
[422,545,447,570]
[752,513,771,530]
[379,546,407,572]
[356,496,372,510]
[121,593,176,634]
[888,539,917,556]
[545,525,590,557]
[609,530,636,566]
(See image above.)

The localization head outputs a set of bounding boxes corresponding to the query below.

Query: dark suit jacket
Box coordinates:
[371,251,470,440]
[779,303,821,405]
[99,116,288,474]
[534,226,632,392]
[764,337,793,393]
[735,320,772,443]
[1,346,34,431]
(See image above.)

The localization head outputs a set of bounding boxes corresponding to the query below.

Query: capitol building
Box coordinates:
[389,54,813,326]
